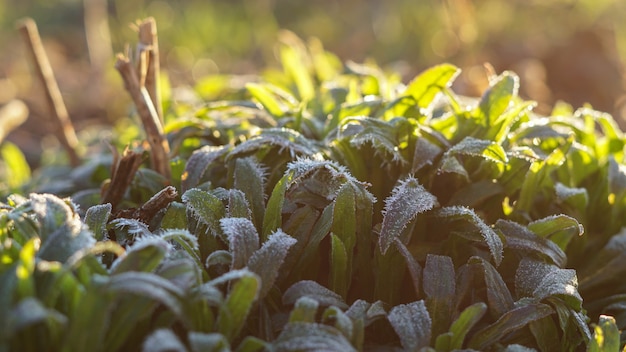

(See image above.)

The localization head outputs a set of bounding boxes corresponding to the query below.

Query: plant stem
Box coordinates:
[17,18,80,166]
[101,146,144,211]
[115,54,171,179]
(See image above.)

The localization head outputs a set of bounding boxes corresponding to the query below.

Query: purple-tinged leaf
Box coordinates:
[496,219,566,267]
[273,322,356,352]
[468,256,514,318]
[283,280,347,309]
[515,258,582,310]
[142,329,187,352]
[424,255,455,338]
[434,206,503,266]
[468,303,553,350]
[388,300,432,351]
[181,145,229,192]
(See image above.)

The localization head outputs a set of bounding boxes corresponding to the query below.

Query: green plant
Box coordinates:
[2,35,626,351]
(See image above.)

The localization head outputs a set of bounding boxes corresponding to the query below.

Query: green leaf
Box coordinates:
[448,302,488,350]
[30,194,95,263]
[6,297,67,337]
[105,272,185,318]
[322,305,354,342]
[579,231,626,291]
[84,203,112,241]
[220,217,260,269]
[339,116,411,164]
[218,270,260,340]
[388,300,432,351]
[234,157,267,231]
[226,189,252,219]
[528,214,584,252]
[444,136,508,164]
[273,322,356,352]
[588,315,620,352]
[235,336,269,352]
[160,201,188,230]
[1,141,31,189]
[423,255,455,339]
[183,188,226,239]
[262,171,292,239]
[246,82,286,117]
[280,44,315,101]
[404,64,460,110]
[379,177,438,254]
[247,229,297,299]
[468,303,553,350]
[434,207,503,266]
[142,329,187,352]
[288,296,319,323]
[329,234,349,299]
[283,280,348,309]
[474,71,519,127]
[110,237,169,274]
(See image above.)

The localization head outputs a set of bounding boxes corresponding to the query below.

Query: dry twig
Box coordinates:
[17,18,80,166]
[115,55,171,179]
[138,17,162,124]
[101,146,144,211]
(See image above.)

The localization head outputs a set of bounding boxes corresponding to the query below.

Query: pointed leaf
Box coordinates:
[469,256,514,318]
[234,157,267,230]
[404,64,460,109]
[84,203,112,241]
[445,136,508,164]
[246,82,286,117]
[329,233,349,299]
[588,315,620,352]
[434,206,503,266]
[247,229,297,299]
[183,188,226,238]
[379,177,438,254]
[182,145,229,192]
[273,322,356,352]
[262,171,292,238]
[449,302,488,350]
[475,71,519,126]
[528,215,584,252]
[496,219,566,267]
[283,280,348,309]
[220,217,260,269]
[423,255,455,339]
[110,237,169,274]
[219,270,260,340]
[142,329,187,352]
[188,332,230,352]
[468,303,553,350]
[515,258,582,310]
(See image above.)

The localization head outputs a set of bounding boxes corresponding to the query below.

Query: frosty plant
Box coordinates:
[2,26,626,351]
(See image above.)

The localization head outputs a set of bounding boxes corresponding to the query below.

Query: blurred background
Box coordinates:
[2,0,626,163]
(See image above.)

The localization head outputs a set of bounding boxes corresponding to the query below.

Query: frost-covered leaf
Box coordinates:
[105,272,185,318]
[84,203,112,241]
[289,296,319,323]
[30,193,95,262]
[234,157,267,230]
[322,305,354,342]
[228,128,319,159]
[469,256,514,318]
[182,145,229,192]
[528,215,583,252]
[339,116,411,164]
[6,297,67,336]
[263,171,292,238]
[160,202,188,230]
[379,177,438,254]
[515,258,582,310]
[218,270,260,340]
[423,255,455,338]
[554,182,588,211]
[283,280,348,309]
[110,237,170,274]
[329,233,349,299]
[247,229,297,299]
[142,329,187,352]
[434,206,503,266]
[188,332,230,352]
[445,136,508,164]
[468,303,553,350]
[496,219,566,267]
[412,136,443,173]
[220,217,260,269]
[404,63,460,110]
[183,188,226,239]
[273,322,356,352]
[388,300,432,351]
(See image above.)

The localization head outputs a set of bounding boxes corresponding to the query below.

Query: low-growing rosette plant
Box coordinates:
[2,34,626,351]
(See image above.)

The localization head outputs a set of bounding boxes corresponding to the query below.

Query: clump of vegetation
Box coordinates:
[2,23,626,351]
